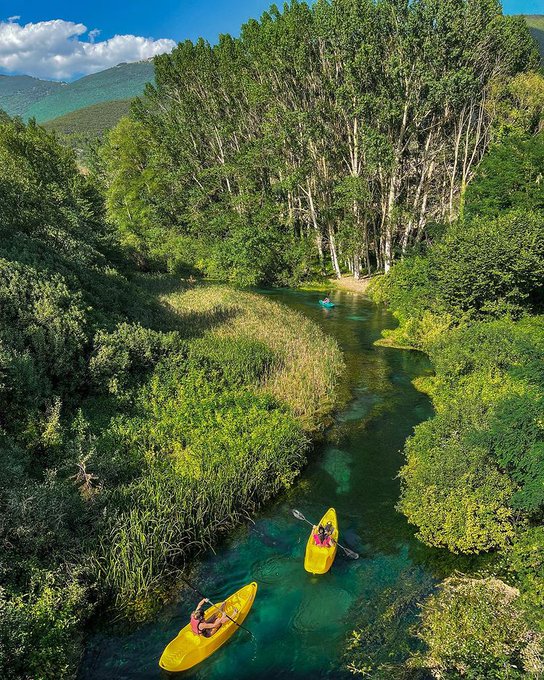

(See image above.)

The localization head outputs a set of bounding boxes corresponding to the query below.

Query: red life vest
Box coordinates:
[314,532,331,547]
[190,613,203,636]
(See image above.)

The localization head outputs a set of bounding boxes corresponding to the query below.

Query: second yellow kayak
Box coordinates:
[304,507,338,574]
[159,582,257,672]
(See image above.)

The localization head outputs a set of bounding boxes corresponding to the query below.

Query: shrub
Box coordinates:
[413,576,544,679]
[0,572,87,680]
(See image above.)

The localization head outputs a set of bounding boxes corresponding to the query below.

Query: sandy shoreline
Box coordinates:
[330,275,373,293]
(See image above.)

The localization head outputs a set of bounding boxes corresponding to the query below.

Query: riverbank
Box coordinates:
[330,275,373,294]
[95,281,345,621]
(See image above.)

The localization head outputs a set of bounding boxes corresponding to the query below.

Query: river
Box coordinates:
[82,288,456,679]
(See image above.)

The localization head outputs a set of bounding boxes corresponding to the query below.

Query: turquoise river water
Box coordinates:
[82,289,463,680]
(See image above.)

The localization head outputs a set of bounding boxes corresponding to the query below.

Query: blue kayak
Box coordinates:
[319,300,335,308]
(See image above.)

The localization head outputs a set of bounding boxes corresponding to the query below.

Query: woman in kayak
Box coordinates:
[313,524,332,547]
[190,599,236,637]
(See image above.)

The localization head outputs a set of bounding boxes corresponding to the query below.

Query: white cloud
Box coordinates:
[0,18,176,80]
[88,28,101,43]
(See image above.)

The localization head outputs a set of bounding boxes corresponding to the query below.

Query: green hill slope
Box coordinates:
[524,15,544,62]
[0,75,65,117]
[43,99,131,137]
[25,60,154,123]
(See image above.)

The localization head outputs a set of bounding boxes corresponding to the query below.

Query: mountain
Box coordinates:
[524,15,544,61]
[25,60,155,123]
[43,99,132,138]
[0,75,65,117]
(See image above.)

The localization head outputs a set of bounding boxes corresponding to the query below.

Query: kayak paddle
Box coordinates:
[291,508,359,560]
[180,576,256,639]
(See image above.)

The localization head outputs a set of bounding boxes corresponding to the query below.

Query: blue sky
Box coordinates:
[1,0,542,81]
[9,0,543,44]
[4,1,278,44]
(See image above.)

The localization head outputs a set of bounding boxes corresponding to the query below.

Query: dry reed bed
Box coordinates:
[164,285,344,430]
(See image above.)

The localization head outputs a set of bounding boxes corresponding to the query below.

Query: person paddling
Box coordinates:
[190,598,237,637]
[313,524,332,548]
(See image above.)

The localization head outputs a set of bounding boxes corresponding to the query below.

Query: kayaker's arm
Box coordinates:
[199,619,222,631]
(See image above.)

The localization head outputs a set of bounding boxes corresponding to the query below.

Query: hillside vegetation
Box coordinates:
[43,99,131,138]
[0,115,342,679]
[524,15,544,61]
[0,74,65,117]
[24,60,154,123]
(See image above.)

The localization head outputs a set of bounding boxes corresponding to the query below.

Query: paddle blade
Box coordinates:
[292,509,307,521]
[341,546,359,560]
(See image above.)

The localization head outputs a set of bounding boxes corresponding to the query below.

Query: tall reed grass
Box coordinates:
[165,285,343,430]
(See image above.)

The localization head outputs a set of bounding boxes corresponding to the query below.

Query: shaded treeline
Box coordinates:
[101,0,538,284]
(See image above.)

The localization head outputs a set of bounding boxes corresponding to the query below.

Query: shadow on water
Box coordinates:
[80,289,466,680]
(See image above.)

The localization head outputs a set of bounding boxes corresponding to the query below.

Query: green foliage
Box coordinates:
[373,210,544,350]
[376,123,544,676]
[505,527,544,631]
[399,317,544,552]
[0,572,87,680]
[413,576,544,679]
[487,72,544,141]
[101,0,537,282]
[0,115,342,675]
[99,356,306,614]
[464,133,544,219]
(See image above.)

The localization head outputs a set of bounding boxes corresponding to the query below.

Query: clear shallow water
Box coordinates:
[82,290,454,680]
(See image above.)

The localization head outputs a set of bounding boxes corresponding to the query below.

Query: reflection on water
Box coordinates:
[81,289,454,680]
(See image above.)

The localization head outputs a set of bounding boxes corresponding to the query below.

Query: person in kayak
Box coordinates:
[190,599,237,637]
[313,524,332,547]
[323,297,330,304]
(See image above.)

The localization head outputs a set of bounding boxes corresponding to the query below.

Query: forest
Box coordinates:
[101,0,537,284]
[1,0,544,678]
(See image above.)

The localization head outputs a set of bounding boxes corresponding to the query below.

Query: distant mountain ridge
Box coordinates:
[25,61,155,123]
[0,75,65,117]
[0,60,154,123]
[43,99,132,138]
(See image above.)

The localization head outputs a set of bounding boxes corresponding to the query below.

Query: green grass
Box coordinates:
[94,281,344,617]
[164,285,344,430]
[43,99,131,137]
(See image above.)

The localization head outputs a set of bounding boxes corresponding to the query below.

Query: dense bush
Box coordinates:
[370,119,544,678]
[464,131,544,218]
[0,572,87,680]
[413,576,544,679]
[372,210,544,348]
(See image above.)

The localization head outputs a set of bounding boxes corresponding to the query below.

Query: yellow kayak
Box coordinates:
[304,507,338,574]
[159,582,257,672]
